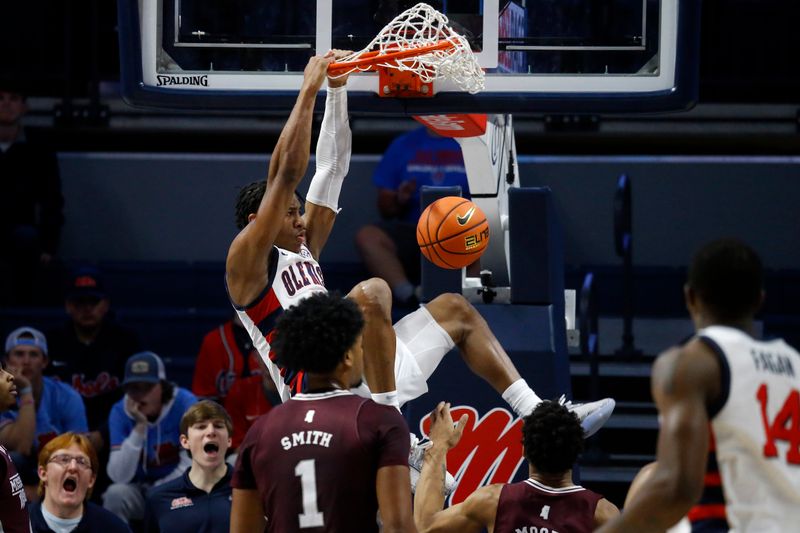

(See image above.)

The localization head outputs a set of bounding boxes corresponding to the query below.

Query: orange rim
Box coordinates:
[328,40,454,75]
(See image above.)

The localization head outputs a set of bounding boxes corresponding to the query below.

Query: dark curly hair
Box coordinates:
[235,181,266,230]
[522,400,584,475]
[688,238,763,322]
[234,181,306,230]
[272,292,364,374]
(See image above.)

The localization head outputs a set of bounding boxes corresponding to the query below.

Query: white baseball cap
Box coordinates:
[4,327,48,356]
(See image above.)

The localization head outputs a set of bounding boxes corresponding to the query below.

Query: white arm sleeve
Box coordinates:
[305,85,351,212]
[107,430,144,483]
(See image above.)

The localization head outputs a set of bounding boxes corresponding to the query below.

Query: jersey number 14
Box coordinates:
[756,383,800,465]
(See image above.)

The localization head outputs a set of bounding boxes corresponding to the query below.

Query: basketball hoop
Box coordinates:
[328,3,484,96]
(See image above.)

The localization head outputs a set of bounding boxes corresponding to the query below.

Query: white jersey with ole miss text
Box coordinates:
[696,325,800,532]
[229,244,327,398]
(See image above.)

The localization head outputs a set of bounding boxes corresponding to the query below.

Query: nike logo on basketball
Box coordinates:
[456,207,476,226]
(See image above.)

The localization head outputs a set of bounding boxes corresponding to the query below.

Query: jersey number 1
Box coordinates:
[756,383,800,464]
[295,459,324,528]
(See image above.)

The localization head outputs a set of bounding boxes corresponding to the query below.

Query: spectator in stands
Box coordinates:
[0,81,64,306]
[0,327,88,500]
[191,314,260,403]
[30,432,130,533]
[223,355,275,452]
[144,401,233,533]
[48,266,141,435]
[355,125,470,307]
[103,351,197,526]
[47,265,141,501]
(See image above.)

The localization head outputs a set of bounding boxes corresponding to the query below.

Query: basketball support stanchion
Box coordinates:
[415,113,518,300]
[411,113,574,441]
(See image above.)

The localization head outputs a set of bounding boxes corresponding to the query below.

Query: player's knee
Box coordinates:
[431,292,473,321]
[349,277,393,319]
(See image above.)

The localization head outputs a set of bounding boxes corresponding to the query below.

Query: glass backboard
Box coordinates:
[118,0,699,113]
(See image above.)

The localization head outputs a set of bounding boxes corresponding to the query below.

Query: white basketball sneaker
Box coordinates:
[408,434,457,496]
[558,395,616,438]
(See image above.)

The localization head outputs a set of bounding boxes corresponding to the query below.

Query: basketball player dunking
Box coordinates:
[414,400,618,532]
[230,292,415,532]
[597,239,800,532]
[224,52,615,483]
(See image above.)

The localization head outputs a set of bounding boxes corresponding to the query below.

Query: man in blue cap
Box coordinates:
[103,351,197,526]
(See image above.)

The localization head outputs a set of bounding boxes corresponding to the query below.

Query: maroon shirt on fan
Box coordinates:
[0,445,30,532]
[232,389,409,532]
[494,478,602,533]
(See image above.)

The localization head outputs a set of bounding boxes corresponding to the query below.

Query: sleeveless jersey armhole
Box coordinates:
[697,335,732,419]
[225,247,281,311]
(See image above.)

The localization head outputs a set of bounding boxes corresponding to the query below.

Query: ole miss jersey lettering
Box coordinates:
[228,245,326,395]
[279,259,325,297]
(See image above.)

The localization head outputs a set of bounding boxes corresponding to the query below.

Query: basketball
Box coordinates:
[416,197,489,269]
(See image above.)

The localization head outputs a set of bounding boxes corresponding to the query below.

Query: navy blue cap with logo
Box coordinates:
[123,351,166,385]
[66,266,107,301]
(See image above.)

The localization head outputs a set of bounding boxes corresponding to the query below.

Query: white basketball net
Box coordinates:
[331,3,485,94]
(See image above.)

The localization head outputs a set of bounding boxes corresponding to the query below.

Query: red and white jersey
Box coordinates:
[696,325,800,532]
[264,244,327,306]
[229,244,326,398]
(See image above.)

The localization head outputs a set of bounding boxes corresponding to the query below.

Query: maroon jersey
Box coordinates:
[0,445,30,532]
[232,389,409,532]
[494,478,602,533]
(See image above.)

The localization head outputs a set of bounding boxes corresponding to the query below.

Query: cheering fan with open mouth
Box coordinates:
[145,400,235,533]
[30,432,129,533]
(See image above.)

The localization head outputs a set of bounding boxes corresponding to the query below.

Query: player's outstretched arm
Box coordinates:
[304,49,353,259]
[595,340,720,533]
[226,55,332,307]
[413,402,495,533]
[417,483,501,533]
